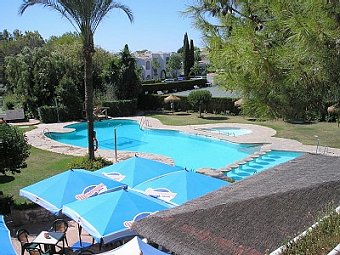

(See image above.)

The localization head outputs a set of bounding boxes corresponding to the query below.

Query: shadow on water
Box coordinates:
[0,175,15,184]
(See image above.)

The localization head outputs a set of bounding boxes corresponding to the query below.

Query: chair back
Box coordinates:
[53,219,68,233]
[16,228,30,246]
[27,247,42,255]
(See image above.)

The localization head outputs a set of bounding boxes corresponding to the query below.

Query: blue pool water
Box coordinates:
[47,120,260,170]
[201,127,252,136]
[47,119,302,172]
[226,150,303,181]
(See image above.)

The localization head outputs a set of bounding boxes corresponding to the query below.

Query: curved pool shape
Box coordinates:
[47,120,260,170]
[202,127,252,136]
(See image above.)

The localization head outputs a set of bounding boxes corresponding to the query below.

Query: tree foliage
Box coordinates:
[0,123,30,174]
[183,33,191,79]
[187,0,340,120]
[188,90,212,117]
[116,44,141,100]
[167,53,182,78]
[19,0,134,160]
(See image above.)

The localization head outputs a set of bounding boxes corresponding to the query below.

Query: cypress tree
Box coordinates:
[189,39,195,75]
[183,33,190,79]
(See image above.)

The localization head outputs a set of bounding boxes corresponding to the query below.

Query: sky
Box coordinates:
[0,0,204,53]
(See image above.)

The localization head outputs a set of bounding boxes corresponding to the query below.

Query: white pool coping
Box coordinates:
[25,116,340,168]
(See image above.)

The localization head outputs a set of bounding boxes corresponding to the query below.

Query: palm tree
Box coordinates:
[19,0,134,160]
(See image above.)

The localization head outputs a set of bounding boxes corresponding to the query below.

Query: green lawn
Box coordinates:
[147,112,340,149]
[1,146,79,203]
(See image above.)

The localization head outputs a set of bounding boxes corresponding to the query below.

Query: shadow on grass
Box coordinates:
[0,175,15,184]
[174,112,191,116]
[203,116,229,121]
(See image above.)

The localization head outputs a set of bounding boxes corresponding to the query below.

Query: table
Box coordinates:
[33,231,65,255]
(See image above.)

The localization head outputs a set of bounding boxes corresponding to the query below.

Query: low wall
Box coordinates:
[11,207,57,226]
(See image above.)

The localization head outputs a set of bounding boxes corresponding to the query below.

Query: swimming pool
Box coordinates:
[226,150,303,181]
[201,127,252,136]
[47,119,303,172]
[47,119,261,170]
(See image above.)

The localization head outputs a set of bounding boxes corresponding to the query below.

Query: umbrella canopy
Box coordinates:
[100,236,169,255]
[20,169,126,214]
[0,215,16,255]
[164,94,181,103]
[133,170,229,206]
[95,156,182,187]
[327,103,340,114]
[62,189,171,244]
[234,98,244,107]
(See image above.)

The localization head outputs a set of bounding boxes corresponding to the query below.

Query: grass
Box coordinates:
[147,112,340,149]
[1,146,79,203]
[282,210,340,255]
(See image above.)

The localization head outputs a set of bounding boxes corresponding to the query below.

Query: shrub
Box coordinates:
[142,79,207,94]
[69,156,112,171]
[138,94,164,110]
[0,123,30,174]
[38,105,68,123]
[3,93,21,110]
[0,193,14,215]
[188,90,212,117]
[56,76,82,120]
[102,99,138,117]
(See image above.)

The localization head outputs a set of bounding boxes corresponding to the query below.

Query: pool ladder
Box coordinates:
[139,117,151,129]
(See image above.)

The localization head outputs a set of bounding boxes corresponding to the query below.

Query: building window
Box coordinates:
[146,61,151,70]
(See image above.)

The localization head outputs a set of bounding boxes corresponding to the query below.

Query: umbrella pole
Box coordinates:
[78,224,83,247]
[114,128,118,162]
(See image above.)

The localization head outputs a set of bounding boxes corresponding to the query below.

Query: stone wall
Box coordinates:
[11,207,57,226]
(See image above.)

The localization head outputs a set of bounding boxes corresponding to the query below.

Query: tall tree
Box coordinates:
[183,32,190,79]
[167,53,182,78]
[19,0,133,159]
[116,44,141,100]
[189,39,195,75]
[187,0,340,120]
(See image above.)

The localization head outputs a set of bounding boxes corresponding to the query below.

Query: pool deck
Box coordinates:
[25,116,340,167]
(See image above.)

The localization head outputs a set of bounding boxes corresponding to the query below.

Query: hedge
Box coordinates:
[138,94,240,114]
[38,106,69,123]
[102,99,138,117]
[142,79,208,94]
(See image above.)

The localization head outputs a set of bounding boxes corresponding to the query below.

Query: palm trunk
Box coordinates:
[84,45,95,160]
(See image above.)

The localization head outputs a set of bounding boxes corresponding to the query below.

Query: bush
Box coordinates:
[56,76,82,120]
[138,94,164,110]
[38,105,69,123]
[0,123,30,174]
[102,99,138,117]
[0,193,14,215]
[69,156,112,171]
[3,93,21,110]
[142,79,208,94]
[138,94,240,115]
[188,90,212,117]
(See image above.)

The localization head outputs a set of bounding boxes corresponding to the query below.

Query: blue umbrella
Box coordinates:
[20,169,126,214]
[0,215,16,255]
[133,170,229,206]
[106,236,169,255]
[95,156,182,187]
[62,189,171,244]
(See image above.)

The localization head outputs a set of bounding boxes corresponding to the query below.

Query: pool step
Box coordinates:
[223,146,272,172]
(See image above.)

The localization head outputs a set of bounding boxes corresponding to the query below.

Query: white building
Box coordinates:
[134,51,173,80]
